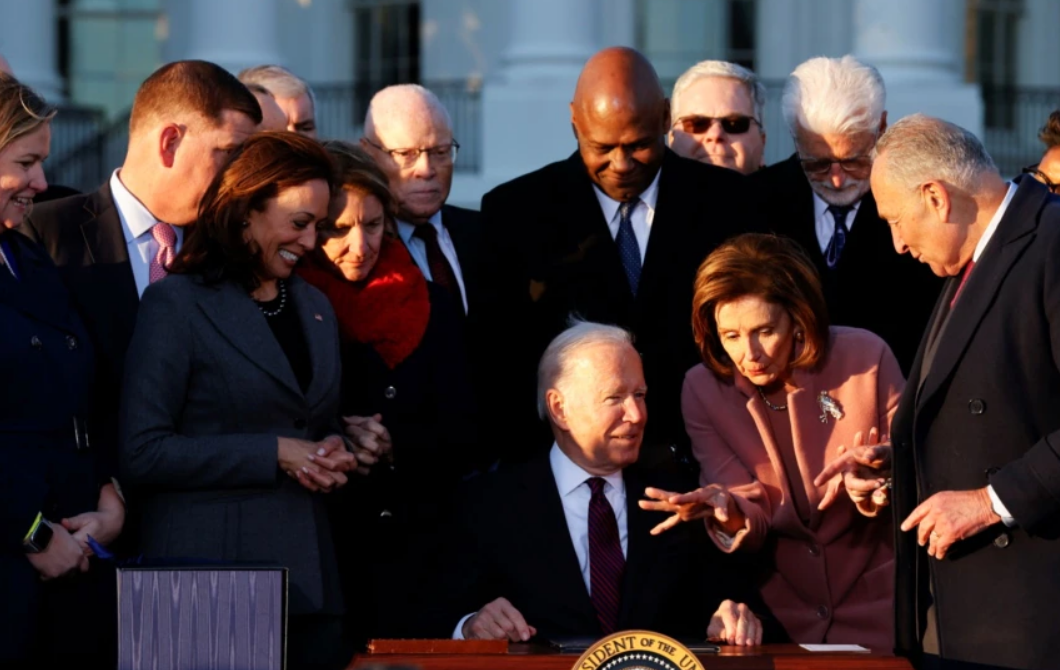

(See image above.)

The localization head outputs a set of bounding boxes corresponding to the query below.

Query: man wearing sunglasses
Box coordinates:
[668,60,766,175]
[749,55,942,374]
[476,46,752,463]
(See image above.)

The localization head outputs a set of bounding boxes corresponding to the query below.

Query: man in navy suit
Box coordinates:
[420,321,768,645]
[871,114,1060,670]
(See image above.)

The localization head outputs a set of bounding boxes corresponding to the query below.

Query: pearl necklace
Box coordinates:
[255,280,287,317]
[757,385,788,411]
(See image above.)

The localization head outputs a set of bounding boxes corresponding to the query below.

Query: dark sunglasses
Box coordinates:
[674,114,759,136]
[1021,164,1060,193]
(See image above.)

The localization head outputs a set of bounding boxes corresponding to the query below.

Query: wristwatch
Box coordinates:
[23,515,54,554]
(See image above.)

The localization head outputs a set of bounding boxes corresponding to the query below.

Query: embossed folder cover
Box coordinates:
[117,566,288,670]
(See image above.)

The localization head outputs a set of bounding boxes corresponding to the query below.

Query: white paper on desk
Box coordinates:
[800,644,870,652]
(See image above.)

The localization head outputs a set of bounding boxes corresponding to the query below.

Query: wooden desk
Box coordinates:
[349,643,914,669]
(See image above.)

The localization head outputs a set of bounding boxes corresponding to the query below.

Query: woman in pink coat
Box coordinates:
[642,233,901,650]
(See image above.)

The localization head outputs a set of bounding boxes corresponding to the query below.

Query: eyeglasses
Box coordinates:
[363,139,460,168]
[673,114,759,136]
[798,154,874,177]
[1021,164,1060,193]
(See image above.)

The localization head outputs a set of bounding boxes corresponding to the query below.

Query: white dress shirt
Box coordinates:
[453,443,628,638]
[813,193,862,254]
[593,169,662,261]
[966,181,1018,526]
[109,169,184,298]
[397,209,468,312]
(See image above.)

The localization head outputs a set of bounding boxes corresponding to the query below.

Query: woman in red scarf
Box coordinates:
[298,141,478,647]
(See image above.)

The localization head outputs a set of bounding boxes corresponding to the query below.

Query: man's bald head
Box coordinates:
[361,84,456,224]
[570,47,669,202]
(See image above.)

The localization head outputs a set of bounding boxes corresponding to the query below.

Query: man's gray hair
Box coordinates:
[238,64,316,109]
[363,83,453,139]
[671,60,766,126]
[875,113,998,192]
[537,320,634,420]
[782,55,885,137]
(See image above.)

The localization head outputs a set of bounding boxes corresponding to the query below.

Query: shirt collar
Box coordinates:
[549,442,626,498]
[592,168,662,224]
[812,192,863,220]
[397,209,444,244]
[109,169,165,243]
[973,181,1018,262]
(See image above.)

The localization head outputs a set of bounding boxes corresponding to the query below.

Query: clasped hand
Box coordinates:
[814,428,892,516]
[343,413,393,476]
[278,435,356,493]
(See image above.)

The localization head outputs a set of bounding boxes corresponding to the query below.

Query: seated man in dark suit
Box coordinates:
[423,321,767,646]
[749,55,942,373]
[476,47,752,462]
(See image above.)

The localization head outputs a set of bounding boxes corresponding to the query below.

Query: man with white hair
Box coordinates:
[668,60,766,174]
[362,84,480,315]
[238,64,317,137]
[868,114,1060,670]
[750,55,942,373]
[418,320,768,645]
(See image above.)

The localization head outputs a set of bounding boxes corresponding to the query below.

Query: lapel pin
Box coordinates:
[817,391,844,423]
[314,313,323,322]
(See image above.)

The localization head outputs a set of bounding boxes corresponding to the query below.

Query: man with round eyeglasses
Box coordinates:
[668,60,766,175]
[749,55,943,374]
[361,84,479,318]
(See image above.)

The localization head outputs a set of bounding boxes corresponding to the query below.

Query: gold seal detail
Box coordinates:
[571,630,704,670]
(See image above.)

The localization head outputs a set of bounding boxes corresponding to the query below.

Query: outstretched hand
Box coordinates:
[638,484,746,536]
[815,428,892,516]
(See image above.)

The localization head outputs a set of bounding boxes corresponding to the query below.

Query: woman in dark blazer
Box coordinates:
[0,74,123,666]
[119,132,355,670]
[298,141,478,644]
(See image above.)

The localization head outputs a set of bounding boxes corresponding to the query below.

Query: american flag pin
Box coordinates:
[314,313,323,322]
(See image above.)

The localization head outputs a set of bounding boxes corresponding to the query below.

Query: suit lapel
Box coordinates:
[561,153,636,307]
[0,235,72,332]
[787,370,838,530]
[618,466,653,625]
[517,453,598,629]
[197,280,304,399]
[290,277,334,407]
[79,184,140,345]
[917,181,1045,410]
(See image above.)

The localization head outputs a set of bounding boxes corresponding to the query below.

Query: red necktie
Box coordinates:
[950,260,975,309]
[412,223,461,303]
[587,477,624,634]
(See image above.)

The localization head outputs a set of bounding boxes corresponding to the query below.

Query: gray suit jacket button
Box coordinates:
[384,386,397,400]
[969,399,986,414]
[994,533,1010,549]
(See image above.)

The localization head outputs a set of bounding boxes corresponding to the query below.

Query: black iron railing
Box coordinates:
[981,85,1060,178]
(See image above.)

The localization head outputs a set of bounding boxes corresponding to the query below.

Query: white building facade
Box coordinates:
[1,0,1057,204]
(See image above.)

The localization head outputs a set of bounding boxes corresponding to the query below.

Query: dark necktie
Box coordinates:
[825,204,853,269]
[615,199,642,296]
[949,260,975,309]
[412,223,461,302]
[587,477,624,634]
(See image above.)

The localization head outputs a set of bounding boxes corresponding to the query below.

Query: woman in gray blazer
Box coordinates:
[120,132,356,670]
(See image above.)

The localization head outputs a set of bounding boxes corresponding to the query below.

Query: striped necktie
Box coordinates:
[587,477,624,634]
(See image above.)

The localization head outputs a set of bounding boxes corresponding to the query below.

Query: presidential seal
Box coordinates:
[571,631,704,670]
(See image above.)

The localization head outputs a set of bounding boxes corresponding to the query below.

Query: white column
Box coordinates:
[853,0,982,137]
[0,0,63,100]
[184,0,283,75]
[478,0,599,181]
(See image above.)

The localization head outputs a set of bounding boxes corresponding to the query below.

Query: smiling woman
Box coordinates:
[1,74,125,667]
[120,131,356,669]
